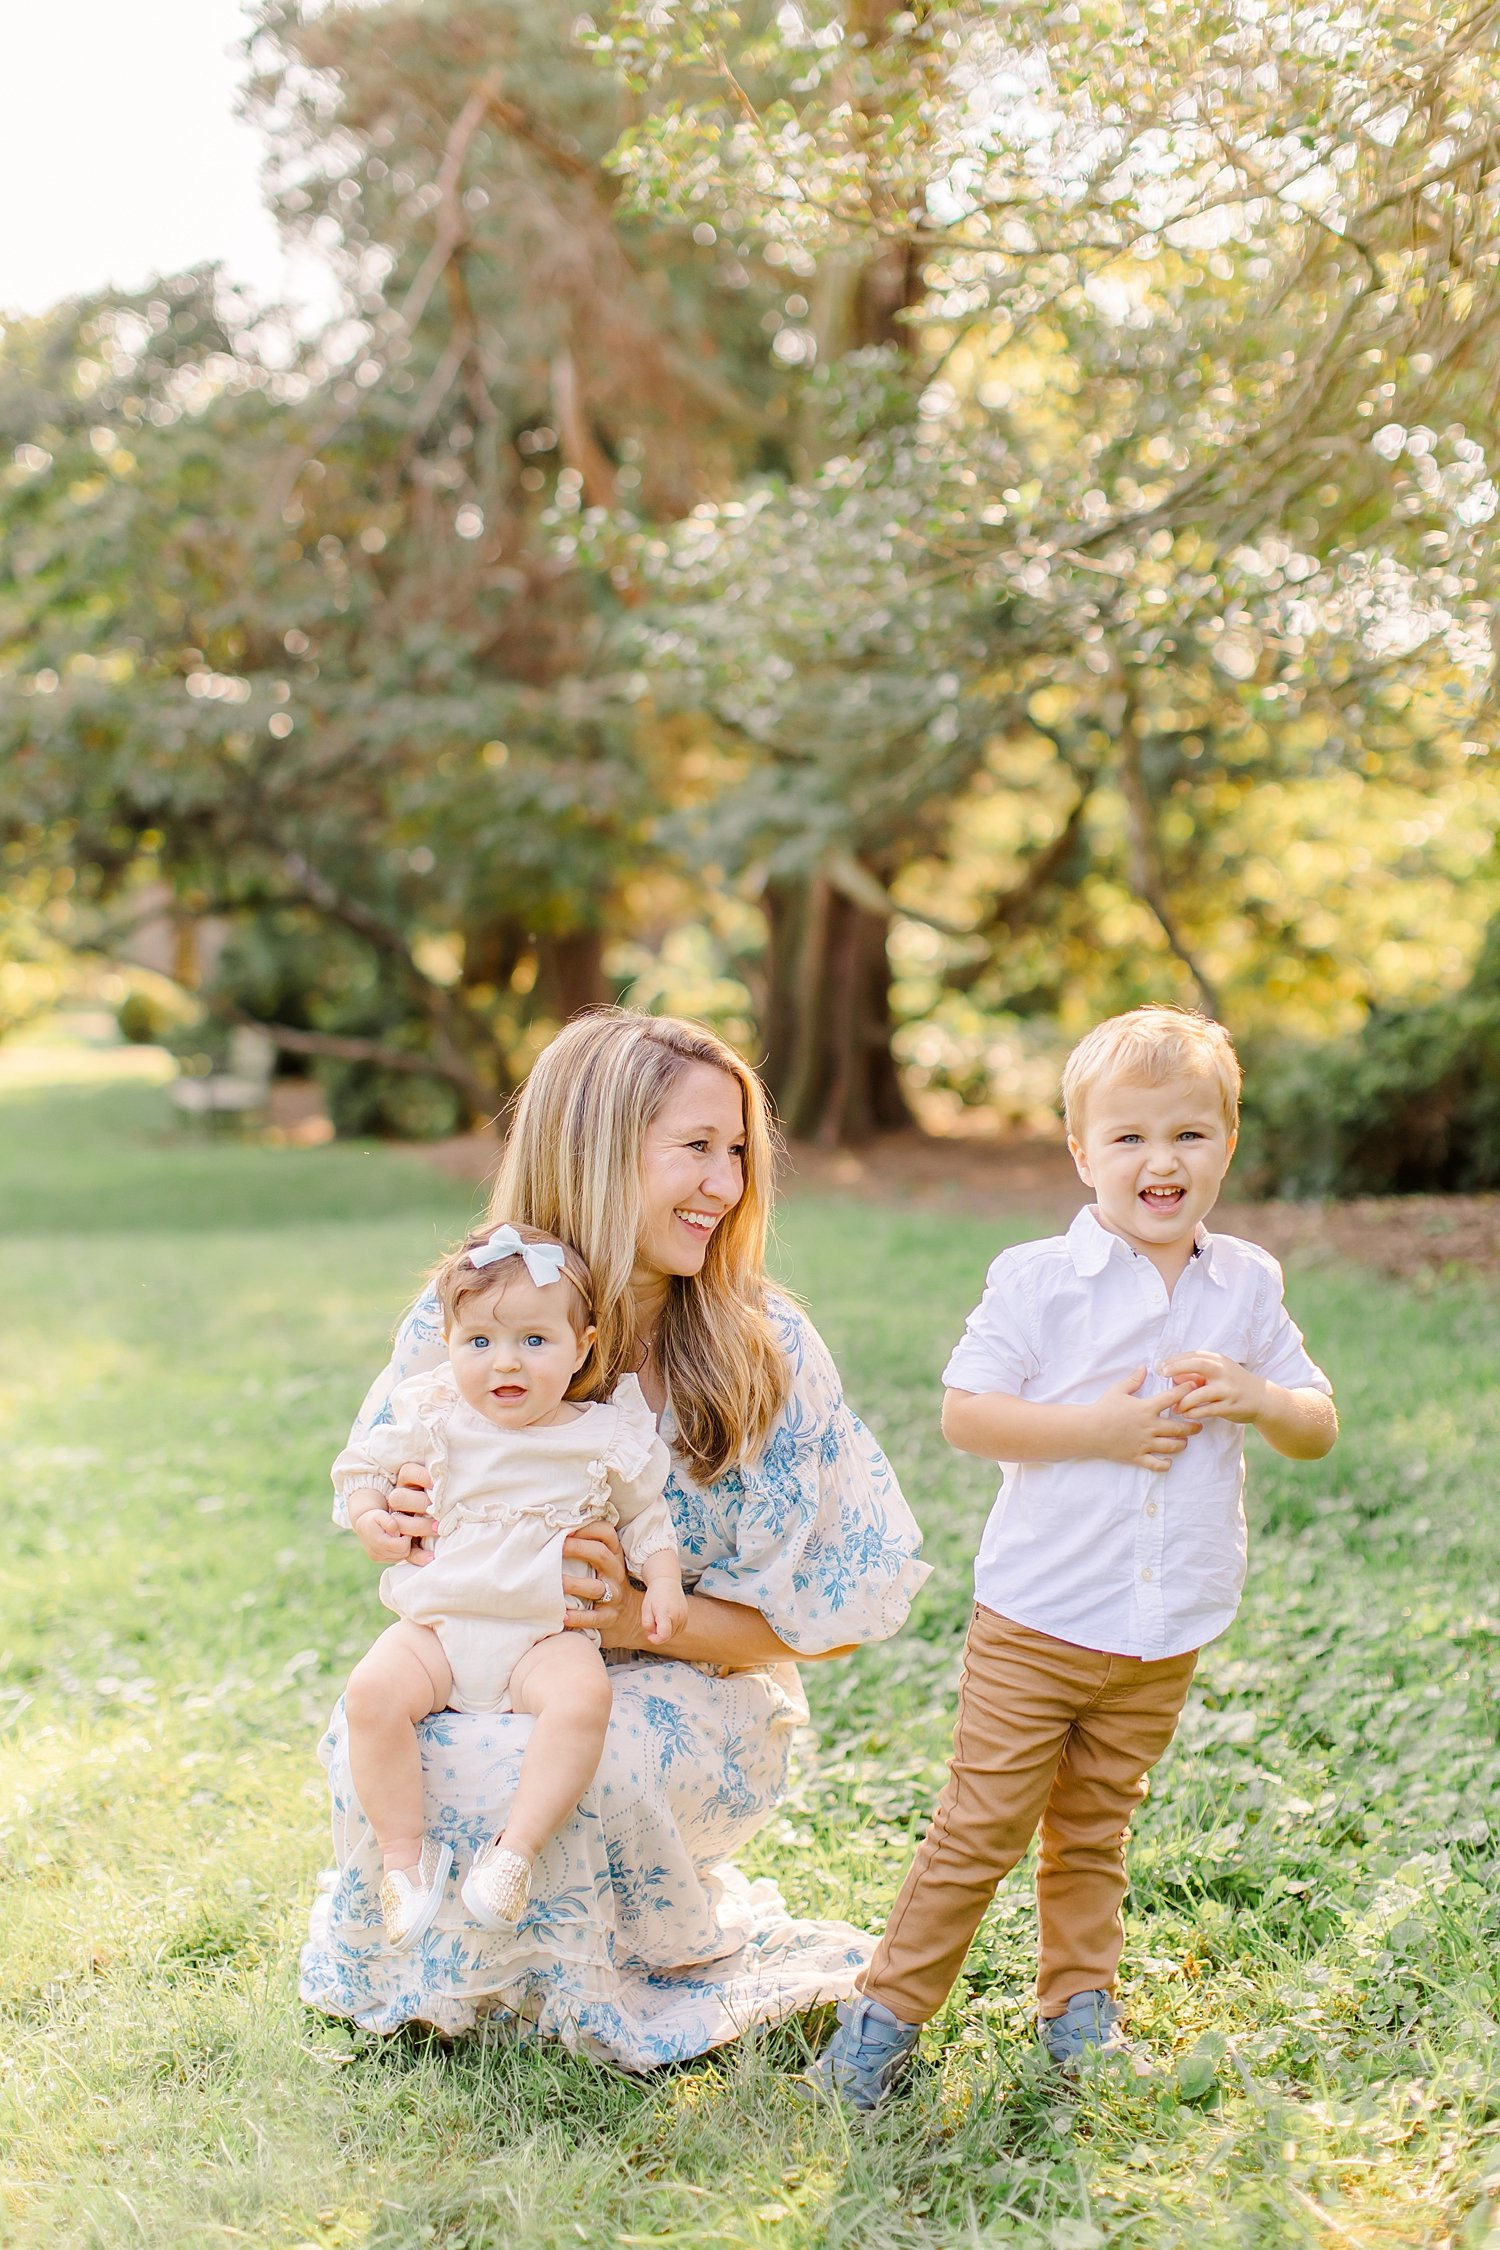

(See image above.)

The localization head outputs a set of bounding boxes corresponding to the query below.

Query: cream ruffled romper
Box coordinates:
[331,1372,676,1714]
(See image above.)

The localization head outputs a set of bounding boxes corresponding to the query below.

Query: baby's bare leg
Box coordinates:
[499,1633,613,1864]
[345,1622,453,1873]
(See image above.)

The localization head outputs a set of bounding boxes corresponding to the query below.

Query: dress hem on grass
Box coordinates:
[298,1665,873,2072]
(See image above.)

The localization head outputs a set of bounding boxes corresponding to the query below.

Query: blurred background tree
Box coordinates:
[3,0,1499,1159]
[598,0,1500,1136]
[0,0,793,1129]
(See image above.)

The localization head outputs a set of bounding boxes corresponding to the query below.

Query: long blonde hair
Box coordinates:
[487,1009,789,1483]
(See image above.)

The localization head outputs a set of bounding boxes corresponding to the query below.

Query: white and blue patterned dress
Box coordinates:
[300,1291,930,2068]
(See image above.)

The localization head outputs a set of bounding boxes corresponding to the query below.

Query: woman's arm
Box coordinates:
[562,1526,856,1665]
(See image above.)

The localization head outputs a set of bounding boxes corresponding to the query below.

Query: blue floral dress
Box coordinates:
[299,1292,929,2068]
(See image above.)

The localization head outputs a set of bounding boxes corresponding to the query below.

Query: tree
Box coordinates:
[594,0,1500,1122]
[0,0,793,1124]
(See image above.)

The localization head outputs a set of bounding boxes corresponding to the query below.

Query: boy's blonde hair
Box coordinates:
[485,1009,789,1484]
[1061,1006,1241,1136]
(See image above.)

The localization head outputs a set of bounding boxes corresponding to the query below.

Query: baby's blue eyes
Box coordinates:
[467,1332,548,1349]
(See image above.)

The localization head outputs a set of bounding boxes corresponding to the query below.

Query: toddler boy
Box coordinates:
[809,1006,1336,2106]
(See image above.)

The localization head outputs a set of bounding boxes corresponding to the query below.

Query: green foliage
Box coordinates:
[321,1054,469,1141]
[7,0,1500,1142]
[595,0,1500,1060]
[208,915,468,1136]
[4,1053,1500,2242]
[115,989,174,1047]
[628,352,1010,878]
[1242,909,1500,1195]
[0,2,794,1121]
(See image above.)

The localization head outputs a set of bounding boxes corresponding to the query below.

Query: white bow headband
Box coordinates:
[467,1224,568,1288]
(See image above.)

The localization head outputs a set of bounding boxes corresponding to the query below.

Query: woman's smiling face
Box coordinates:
[636,1061,747,1283]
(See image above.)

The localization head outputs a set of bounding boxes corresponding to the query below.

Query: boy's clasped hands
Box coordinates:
[1094,1353,1273,1471]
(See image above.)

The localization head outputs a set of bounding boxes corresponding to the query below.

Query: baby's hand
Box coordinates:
[1160,1352,1268,1428]
[351,1505,419,1564]
[1086,1366,1200,1473]
[346,1467,438,1567]
[640,1583,689,1646]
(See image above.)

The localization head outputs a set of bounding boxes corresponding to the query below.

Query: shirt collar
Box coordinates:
[1066,1204,1225,1285]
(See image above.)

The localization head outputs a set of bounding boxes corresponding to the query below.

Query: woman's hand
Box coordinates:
[562,1523,644,1651]
[561,1523,848,1668]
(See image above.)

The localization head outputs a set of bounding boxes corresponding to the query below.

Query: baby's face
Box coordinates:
[446,1276,595,1431]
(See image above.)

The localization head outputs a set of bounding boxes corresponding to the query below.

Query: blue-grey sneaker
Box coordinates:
[799,1995,921,2111]
[1039,1988,1124,2066]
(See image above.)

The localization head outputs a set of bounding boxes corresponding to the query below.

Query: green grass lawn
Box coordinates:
[2,1052,1498,2249]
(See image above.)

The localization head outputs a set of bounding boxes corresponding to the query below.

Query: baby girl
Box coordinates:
[333,1221,687,1949]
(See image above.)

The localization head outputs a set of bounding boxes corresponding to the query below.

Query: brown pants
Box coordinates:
[862,1606,1197,2024]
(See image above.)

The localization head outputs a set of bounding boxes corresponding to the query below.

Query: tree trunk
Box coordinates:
[532,928,608,1021]
[757,13,926,1145]
[761,872,912,1144]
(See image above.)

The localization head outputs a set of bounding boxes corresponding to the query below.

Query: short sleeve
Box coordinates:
[1245,1256,1333,1396]
[688,1300,930,1654]
[330,1290,448,1528]
[942,1249,1041,1396]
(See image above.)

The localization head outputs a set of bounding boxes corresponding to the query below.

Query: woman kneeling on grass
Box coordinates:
[301,1009,930,2067]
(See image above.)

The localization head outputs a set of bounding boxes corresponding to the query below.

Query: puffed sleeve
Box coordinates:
[688,1299,930,1654]
[329,1370,443,1515]
[601,1375,678,1573]
[330,1289,448,1528]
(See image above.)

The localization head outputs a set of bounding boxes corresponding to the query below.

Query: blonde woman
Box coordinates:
[301,1010,929,2065]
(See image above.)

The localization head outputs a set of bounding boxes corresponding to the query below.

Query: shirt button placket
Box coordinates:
[1134,1260,1172,1656]
[1135,1493,1166,1655]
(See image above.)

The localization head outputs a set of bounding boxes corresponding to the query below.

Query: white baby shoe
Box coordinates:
[461,1841,532,1930]
[378,1837,453,1950]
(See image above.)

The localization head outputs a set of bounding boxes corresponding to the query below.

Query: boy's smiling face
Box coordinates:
[1068,1071,1237,1273]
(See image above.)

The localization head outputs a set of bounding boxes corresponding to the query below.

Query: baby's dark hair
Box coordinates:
[434,1221,595,1349]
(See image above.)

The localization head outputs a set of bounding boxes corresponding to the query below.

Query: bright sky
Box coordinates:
[0,0,332,322]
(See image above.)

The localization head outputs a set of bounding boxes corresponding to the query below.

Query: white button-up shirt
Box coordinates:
[943,1207,1332,1660]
